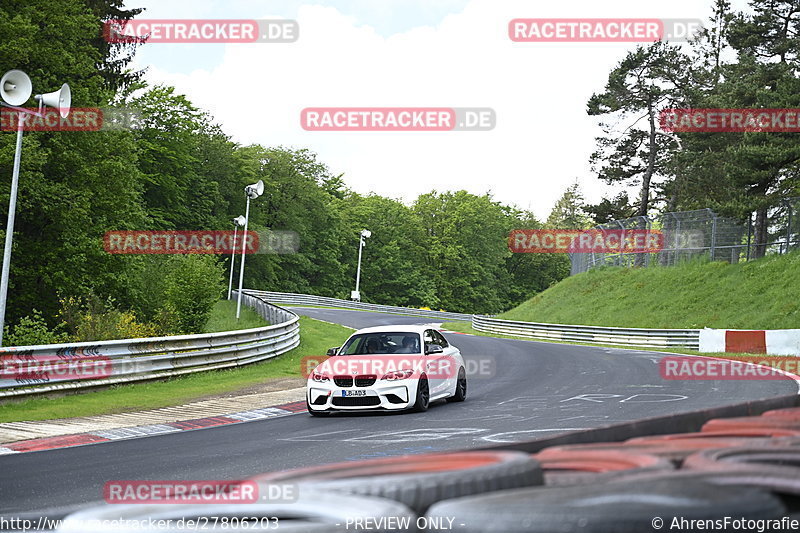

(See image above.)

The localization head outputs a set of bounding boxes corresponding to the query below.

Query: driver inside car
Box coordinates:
[397,335,419,353]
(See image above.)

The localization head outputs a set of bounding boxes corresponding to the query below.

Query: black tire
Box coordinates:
[424,478,785,532]
[447,367,467,402]
[57,491,415,533]
[249,451,543,515]
[413,376,429,412]
[306,398,329,417]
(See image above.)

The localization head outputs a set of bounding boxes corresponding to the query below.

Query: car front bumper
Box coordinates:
[307,380,413,412]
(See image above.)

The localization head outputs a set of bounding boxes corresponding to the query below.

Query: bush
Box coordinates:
[161,255,225,334]
[3,310,71,346]
[59,296,162,341]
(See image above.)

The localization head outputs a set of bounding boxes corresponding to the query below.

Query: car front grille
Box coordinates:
[332,396,381,407]
[355,375,377,387]
[334,376,353,387]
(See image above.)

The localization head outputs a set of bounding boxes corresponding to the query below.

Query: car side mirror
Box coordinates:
[326,347,339,356]
[426,344,443,355]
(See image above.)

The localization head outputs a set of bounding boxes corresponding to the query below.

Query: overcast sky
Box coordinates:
[122,0,751,220]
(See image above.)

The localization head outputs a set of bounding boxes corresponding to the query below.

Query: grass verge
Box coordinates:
[501,252,800,330]
[0,315,353,423]
[204,300,268,331]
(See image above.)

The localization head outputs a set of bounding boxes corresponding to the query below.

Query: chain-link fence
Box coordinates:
[570,197,800,275]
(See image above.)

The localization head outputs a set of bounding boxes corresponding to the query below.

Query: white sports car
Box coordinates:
[306,325,467,415]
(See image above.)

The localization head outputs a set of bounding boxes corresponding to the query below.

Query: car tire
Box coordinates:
[447,367,467,402]
[413,376,429,412]
[57,491,415,533]
[424,478,786,532]
[249,450,543,515]
[306,398,329,417]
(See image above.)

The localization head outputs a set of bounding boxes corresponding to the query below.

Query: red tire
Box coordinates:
[702,417,800,433]
[534,447,672,486]
[683,446,800,473]
[424,477,785,532]
[248,451,542,514]
[762,407,800,420]
[607,468,800,497]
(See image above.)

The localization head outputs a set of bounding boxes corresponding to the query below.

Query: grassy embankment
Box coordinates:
[443,252,800,351]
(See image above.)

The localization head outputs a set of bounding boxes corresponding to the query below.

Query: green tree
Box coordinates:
[588,42,692,218]
[546,181,592,229]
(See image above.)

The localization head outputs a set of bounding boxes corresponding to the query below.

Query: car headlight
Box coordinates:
[381,369,414,381]
[311,372,330,382]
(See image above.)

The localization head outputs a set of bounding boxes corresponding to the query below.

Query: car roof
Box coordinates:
[351,325,432,335]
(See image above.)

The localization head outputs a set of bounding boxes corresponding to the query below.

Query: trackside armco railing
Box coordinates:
[247,290,473,321]
[0,291,299,398]
[471,315,700,350]
[254,290,698,349]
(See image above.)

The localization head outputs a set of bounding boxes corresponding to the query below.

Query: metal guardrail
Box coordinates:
[471,315,700,349]
[0,291,299,398]
[249,290,473,321]
[255,290,698,349]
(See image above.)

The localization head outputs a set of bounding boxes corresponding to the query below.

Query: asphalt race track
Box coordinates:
[1,307,797,515]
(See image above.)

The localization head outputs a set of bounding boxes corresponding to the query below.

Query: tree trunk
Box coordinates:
[753,206,768,259]
[637,97,657,219]
[635,97,658,267]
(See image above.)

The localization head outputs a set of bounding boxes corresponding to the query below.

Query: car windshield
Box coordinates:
[339,332,421,355]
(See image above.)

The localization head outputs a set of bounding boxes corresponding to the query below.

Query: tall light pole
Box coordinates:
[227,215,246,300]
[0,70,71,347]
[351,229,371,301]
[236,180,264,319]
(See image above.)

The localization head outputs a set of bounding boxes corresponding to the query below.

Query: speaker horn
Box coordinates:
[233,215,247,227]
[35,83,71,118]
[245,179,264,199]
[0,70,32,106]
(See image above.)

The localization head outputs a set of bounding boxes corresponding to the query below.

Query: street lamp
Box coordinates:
[0,70,71,347]
[351,229,371,301]
[227,215,246,300]
[236,180,264,319]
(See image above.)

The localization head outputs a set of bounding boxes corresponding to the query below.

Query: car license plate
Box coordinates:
[342,390,367,397]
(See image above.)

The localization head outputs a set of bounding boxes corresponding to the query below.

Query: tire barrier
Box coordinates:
[247,451,543,515]
[51,401,800,531]
[702,417,800,433]
[608,468,800,498]
[533,448,673,485]
[683,446,800,473]
[56,492,416,533]
[0,291,299,398]
[763,407,800,420]
[423,478,786,533]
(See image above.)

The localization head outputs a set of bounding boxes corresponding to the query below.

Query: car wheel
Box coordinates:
[413,376,429,412]
[448,367,467,402]
[307,398,329,417]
